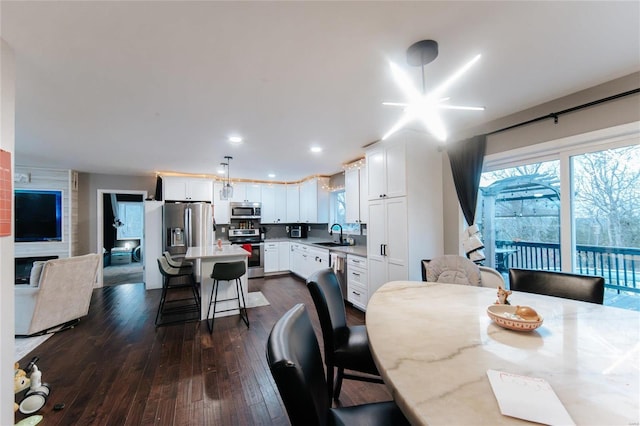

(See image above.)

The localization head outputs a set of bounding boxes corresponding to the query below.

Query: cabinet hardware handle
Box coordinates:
[380,244,384,256]
[352,291,361,296]
[352,272,360,277]
[382,244,387,256]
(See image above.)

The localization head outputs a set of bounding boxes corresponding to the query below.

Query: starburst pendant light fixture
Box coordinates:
[219,156,234,200]
[382,40,484,142]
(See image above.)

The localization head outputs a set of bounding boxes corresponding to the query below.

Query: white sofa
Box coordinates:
[15,254,101,336]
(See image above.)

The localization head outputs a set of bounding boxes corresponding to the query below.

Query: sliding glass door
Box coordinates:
[571,145,640,295]
[475,131,639,308]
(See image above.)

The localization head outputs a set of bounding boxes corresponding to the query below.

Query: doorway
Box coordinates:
[96,189,147,286]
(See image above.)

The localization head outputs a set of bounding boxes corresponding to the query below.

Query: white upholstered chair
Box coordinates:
[15,254,101,336]
[421,256,505,288]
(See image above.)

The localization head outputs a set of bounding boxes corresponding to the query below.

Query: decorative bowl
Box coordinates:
[487,305,543,331]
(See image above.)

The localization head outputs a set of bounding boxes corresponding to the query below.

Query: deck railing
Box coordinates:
[495,240,640,293]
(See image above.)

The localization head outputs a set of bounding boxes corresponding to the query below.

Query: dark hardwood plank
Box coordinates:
[15,274,392,425]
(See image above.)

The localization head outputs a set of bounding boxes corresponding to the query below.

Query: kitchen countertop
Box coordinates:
[264,237,368,257]
[185,244,251,260]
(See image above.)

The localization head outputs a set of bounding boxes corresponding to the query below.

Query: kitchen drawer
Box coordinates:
[347,282,368,311]
[264,242,279,251]
[347,254,367,270]
[347,267,367,288]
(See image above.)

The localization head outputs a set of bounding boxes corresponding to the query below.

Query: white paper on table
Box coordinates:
[487,369,575,425]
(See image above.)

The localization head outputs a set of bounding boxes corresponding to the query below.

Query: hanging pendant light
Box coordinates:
[220,155,234,200]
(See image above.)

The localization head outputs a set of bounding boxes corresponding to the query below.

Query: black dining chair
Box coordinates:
[306,268,383,401]
[155,256,201,327]
[508,268,605,304]
[207,261,249,333]
[266,304,410,426]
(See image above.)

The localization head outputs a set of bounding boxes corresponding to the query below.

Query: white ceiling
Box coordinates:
[2,1,639,182]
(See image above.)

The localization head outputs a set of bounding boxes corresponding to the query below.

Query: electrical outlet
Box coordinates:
[221,227,226,233]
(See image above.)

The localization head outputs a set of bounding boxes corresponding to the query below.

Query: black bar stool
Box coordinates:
[207,261,249,333]
[162,251,199,299]
[156,257,200,327]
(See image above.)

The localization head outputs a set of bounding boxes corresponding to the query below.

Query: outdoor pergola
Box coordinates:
[479,174,560,272]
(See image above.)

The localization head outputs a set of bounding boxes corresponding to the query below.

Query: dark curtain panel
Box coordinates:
[447,134,487,225]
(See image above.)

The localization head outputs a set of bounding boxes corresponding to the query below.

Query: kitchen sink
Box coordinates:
[314,241,351,247]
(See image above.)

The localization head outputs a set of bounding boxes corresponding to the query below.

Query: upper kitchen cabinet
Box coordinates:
[366,142,406,200]
[261,184,287,224]
[286,184,300,223]
[299,177,329,223]
[345,165,368,224]
[163,176,213,202]
[365,133,444,305]
[213,182,231,224]
[230,182,262,203]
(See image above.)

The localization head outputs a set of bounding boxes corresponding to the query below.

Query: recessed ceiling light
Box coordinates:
[310,146,322,153]
[217,168,226,175]
[228,136,243,143]
[268,173,276,178]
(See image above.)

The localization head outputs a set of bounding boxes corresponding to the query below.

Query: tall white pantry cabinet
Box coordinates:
[366,132,444,306]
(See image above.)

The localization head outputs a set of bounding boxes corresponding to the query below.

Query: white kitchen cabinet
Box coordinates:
[163,176,213,202]
[213,182,230,224]
[345,166,368,224]
[299,177,329,223]
[304,245,329,278]
[286,184,300,223]
[359,166,368,223]
[230,182,262,203]
[264,241,290,274]
[346,254,367,311]
[289,242,329,279]
[261,184,287,224]
[366,142,406,200]
[290,243,305,277]
[264,242,280,273]
[367,197,408,298]
[365,133,444,305]
[279,242,290,271]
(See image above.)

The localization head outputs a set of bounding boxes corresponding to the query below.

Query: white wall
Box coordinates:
[443,72,640,254]
[1,38,16,426]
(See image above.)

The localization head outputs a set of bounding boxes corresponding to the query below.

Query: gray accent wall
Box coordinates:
[78,173,157,255]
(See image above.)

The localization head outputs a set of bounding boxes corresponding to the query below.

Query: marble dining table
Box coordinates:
[366,281,639,425]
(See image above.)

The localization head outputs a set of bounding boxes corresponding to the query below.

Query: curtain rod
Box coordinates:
[487,88,640,136]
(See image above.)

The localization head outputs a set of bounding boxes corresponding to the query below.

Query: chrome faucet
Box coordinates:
[330,223,343,244]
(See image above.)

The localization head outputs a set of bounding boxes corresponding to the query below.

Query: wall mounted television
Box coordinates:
[14,189,63,242]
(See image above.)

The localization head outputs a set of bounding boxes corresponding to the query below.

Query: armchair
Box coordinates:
[15,254,101,336]
[421,256,505,288]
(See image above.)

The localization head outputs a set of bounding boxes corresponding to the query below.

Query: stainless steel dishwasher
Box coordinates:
[330,251,348,301]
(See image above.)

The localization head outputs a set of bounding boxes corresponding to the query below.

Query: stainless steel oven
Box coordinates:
[228,228,264,279]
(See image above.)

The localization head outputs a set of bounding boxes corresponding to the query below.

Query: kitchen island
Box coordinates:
[185,245,250,320]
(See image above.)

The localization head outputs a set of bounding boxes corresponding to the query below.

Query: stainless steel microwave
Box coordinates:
[230,202,261,219]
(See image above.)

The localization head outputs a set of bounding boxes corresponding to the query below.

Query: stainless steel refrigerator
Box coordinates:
[163,201,213,282]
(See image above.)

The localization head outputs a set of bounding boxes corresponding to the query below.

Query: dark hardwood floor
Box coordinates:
[15,274,392,425]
